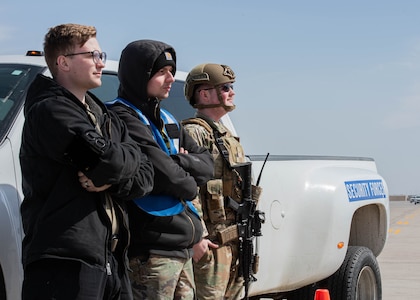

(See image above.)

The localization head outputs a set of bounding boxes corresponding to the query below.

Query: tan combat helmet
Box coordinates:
[184,63,236,111]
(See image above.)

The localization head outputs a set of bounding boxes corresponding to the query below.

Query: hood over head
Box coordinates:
[117,39,177,108]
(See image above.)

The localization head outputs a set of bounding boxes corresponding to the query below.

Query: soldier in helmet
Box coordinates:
[182,63,261,299]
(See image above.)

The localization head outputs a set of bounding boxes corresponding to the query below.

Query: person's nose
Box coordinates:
[96,60,105,69]
[166,73,175,83]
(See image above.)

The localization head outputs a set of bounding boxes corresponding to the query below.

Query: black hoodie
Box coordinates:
[109,40,214,258]
[20,74,154,270]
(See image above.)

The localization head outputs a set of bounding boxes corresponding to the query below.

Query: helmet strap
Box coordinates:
[216,89,236,112]
[193,88,236,112]
[193,103,236,112]
[194,103,222,109]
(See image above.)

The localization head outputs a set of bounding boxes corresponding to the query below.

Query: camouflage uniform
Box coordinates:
[129,254,195,300]
[183,113,246,300]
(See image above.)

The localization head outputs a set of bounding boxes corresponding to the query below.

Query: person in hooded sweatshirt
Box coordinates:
[19,24,154,300]
[107,40,214,299]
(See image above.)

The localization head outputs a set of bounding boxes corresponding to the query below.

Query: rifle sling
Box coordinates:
[212,127,234,170]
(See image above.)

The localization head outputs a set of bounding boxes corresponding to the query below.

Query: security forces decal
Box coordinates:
[345,179,386,201]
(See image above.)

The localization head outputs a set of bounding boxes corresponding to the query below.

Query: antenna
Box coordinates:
[256,153,269,186]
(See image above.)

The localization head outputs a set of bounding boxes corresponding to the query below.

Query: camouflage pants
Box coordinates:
[193,244,244,300]
[129,254,195,300]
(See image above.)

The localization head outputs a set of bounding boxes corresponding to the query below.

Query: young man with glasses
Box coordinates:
[182,63,262,299]
[20,23,154,300]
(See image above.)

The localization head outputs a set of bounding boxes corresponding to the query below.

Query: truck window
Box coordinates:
[0,64,43,143]
[160,81,196,121]
[90,71,119,103]
[90,73,196,122]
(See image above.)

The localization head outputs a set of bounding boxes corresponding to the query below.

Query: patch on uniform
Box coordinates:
[164,51,173,61]
[222,65,235,79]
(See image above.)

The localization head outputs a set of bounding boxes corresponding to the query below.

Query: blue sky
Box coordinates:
[1,1,420,195]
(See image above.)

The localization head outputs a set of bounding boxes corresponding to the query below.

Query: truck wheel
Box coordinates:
[0,267,6,300]
[328,246,381,300]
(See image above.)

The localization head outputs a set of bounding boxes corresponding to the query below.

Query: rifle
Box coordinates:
[227,161,265,299]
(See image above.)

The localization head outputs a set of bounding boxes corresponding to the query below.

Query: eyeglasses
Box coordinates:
[64,50,107,64]
[219,83,234,93]
[199,83,234,93]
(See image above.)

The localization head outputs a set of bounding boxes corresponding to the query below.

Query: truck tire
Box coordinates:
[0,266,6,300]
[328,246,381,300]
[283,283,318,300]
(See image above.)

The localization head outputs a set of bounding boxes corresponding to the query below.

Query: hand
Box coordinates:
[78,171,111,192]
[192,238,219,262]
[179,147,188,154]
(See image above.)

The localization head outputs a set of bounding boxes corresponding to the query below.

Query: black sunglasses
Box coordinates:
[199,83,234,93]
[219,83,234,93]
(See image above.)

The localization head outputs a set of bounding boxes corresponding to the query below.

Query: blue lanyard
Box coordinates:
[110,98,179,155]
[106,98,199,217]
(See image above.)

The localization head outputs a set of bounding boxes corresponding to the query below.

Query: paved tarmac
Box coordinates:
[377,200,420,300]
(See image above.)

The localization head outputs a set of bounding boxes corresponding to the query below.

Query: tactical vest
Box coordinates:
[182,117,246,227]
[108,98,198,217]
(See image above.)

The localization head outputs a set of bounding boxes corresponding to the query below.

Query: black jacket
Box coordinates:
[110,40,214,258]
[20,74,154,270]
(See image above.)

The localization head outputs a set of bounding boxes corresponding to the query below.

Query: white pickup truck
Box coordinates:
[0,52,389,300]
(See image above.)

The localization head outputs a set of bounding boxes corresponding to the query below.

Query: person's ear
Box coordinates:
[56,55,70,70]
[200,89,211,103]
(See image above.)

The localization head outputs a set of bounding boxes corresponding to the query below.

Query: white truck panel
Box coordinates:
[248,157,389,296]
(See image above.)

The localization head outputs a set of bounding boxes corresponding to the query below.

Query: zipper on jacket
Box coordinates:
[104,237,112,276]
[106,262,112,275]
[101,194,113,276]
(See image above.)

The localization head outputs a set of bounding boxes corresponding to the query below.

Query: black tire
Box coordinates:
[0,266,6,300]
[328,246,381,300]
[284,283,318,300]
